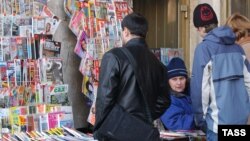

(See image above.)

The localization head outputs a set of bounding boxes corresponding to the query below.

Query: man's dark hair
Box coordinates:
[204,23,218,33]
[121,12,148,38]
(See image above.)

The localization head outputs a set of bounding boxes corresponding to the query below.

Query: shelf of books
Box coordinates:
[0,0,97,140]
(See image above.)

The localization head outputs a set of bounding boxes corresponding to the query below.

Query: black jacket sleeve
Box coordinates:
[94,52,120,130]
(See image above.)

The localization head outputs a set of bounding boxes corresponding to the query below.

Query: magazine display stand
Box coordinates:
[0,0,78,140]
[64,0,133,126]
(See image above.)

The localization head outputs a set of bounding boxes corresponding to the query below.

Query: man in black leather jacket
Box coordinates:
[94,12,171,140]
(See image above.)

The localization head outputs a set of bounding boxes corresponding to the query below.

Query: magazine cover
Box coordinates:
[92,60,100,82]
[59,113,74,128]
[39,114,49,131]
[33,16,61,35]
[2,37,11,61]
[42,39,61,58]
[50,93,69,105]
[63,0,81,17]
[9,106,22,133]
[95,1,107,20]
[0,1,3,15]
[19,0,31,16]
[11,0,17,16]
[114,1,128,20]
[3,89,10,107]
[45,58,63,84]
[150,48,161,61]
[21,59,28,86]
[48,112,62,129]
[88,1,95,18]
[86,38,97,59]
[9,38,18,60]
[1,108,11,136]
[81,0,89,18]
[86,39,95,59]
[0,16,3,36]
[27,37,33,59]
[7,61,15,87]
[115,19,122,47]
[41,5,54,17]
[3,16,12,37]
[18,115,27,132]
[74,30,87,59]
[0,89,5,107]
[102,38,110,52]
[27,59,40,85]
[14,59,22,86]
[79,54,93,76]
[68,10,85,36]
[106,2,117,40]
[12,16,32,37]
[87,82,98,126]
[27,114,35,132]
[15,37,28,59]
[34,34,53,59]
[33,17,46,34]
[95,38,105,60]
[19,25,32,37]
[13,0,20,16]
[160,48,184,65]
[4,0,12,15]
[48,84,69,105]
[16,86,26,106]
[82,75,94,101]
[96,19,106,38]
[160,48,167,66]
[44,16,61,35]
[0,61,7,88]
[0,38,2,61]
[167,48,184,63]
[33,0,48,17]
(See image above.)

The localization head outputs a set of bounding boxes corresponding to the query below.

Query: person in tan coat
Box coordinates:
[225,13,250,62]
[226,13,250,124]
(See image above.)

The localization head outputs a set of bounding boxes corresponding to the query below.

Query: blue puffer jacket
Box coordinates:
[160,91,195,130]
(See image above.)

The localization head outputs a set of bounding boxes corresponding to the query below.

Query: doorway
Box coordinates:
[133,0,190,68]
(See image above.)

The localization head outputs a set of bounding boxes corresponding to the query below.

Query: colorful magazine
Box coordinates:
[39,114,49,131]
[42,39,61,58]
[0,61,7,88]
[68,10,85,36]
[44,58,63,84]
[48,112,62,129]
[74,30,87,59]
[59,113,74,128]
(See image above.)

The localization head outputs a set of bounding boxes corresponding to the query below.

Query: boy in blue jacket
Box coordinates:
[161,57,195,130]
[191,3,250,141]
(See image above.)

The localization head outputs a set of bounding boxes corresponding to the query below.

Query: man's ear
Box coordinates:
[123,27,130,37]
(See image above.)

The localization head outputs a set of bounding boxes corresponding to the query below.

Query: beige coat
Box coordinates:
[238,36,250,124]
[238,36,250,62]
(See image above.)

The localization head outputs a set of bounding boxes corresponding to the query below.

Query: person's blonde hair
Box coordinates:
[225,13,250,41]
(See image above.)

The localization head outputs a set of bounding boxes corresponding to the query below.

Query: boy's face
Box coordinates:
[168,76,186,93]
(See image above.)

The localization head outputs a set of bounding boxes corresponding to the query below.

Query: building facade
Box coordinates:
[133,0,250,72]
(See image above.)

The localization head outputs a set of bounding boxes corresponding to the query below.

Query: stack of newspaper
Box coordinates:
[2,126,97,141]
[160,130,206,140]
